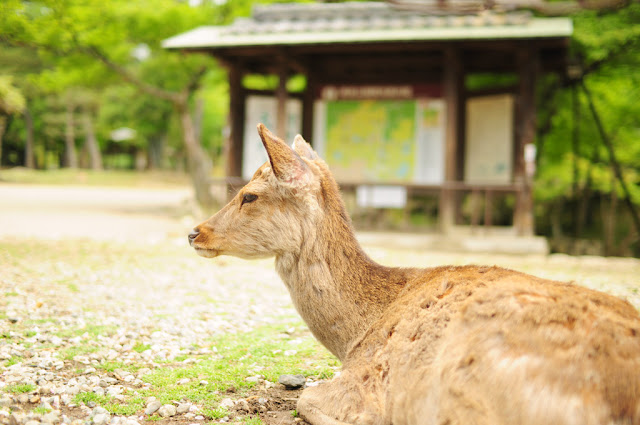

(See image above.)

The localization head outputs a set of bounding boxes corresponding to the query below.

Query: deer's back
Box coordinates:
[341,265,640,425]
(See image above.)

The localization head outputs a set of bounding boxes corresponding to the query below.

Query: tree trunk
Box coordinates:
[64,102,78,168]
[176,100,215,209]
[581,80,640,244]
[24,106,35,168]
[193,96,204,146]
[0,116,6,166]
[82,108,102,170]
[147,133,167,170]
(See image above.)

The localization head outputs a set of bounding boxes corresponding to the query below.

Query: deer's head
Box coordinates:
[188,124,324,259]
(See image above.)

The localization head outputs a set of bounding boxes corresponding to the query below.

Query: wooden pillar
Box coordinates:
[514,49,538,236]
[440,47,464,233]
[302,72,316,143]
[226,61,245,196]
[276,63,289,139]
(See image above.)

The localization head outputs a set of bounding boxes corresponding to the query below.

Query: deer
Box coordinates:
[188,124,640,425]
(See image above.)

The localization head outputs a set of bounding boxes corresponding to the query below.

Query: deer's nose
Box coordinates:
[188,229,199,246]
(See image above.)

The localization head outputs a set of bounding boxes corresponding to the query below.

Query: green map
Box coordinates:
[325,100,416,182]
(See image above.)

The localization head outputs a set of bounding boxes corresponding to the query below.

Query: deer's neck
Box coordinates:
[275,188,410,360]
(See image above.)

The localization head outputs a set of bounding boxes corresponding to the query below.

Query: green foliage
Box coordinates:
[0,75,26,114]
[534,4,640,251]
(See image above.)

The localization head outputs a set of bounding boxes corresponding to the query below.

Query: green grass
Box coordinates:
[55,324,119,339]
[243,416,264,425]
[201,406,229,419]
[133,342,151,353]
[33,406,51,415]
[4,356,22,367]
[5,384,36,394]
[97,361,139,373]
[74,392,112,406]
[59,345,99,361]
[105,397,145,416]
[133,324,337,419]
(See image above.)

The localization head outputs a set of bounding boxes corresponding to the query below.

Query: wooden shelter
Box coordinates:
[163,1,572,235]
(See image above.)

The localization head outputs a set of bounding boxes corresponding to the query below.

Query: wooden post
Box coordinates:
[514,49,538,236]
[302,72,316,143]
[440,47,463,234]
[276,63,289,139]
[484,190,493,228]
[226,61,245,198]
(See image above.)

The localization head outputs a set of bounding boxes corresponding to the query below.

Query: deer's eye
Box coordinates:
[242,193,258,205]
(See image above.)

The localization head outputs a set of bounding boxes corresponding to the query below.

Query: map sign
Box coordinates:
[313,98,445,184]
[324,100,416,182]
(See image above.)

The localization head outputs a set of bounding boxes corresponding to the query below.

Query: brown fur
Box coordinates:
[190,124,640,425]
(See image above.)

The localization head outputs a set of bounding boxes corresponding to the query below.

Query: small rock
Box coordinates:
[0,397,12,407]
[283,350,297,356]
[278,374,306,390]
[17,394,30,403]
[176,403,191,414]
[25,420,40,425]
[157,405,176,418]
[194,415,204,421]
[177,378,190,385]
[30,395,41,404]
[93,413,110,425]
[234,400,249,413]
[245,375,262,383]
[92,407,108,417]
[219,398,234,410]
[198,380,208,386]
[9,414,20,425]
[42,412,60,424]
[86,402,96,408]
[144,401,161,415]
[39,401,53,411]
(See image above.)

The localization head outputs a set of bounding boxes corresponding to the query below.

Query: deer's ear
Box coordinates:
[257,123,309,184]
[292,134,318,160]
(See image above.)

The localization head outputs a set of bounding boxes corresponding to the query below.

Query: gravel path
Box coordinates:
[1,184,639,425]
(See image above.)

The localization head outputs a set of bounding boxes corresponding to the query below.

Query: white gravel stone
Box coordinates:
[143,401,161,415]
[219,398,234,409]
[93,413,110,425]
[176,403,191,414]
[157,405,176,418]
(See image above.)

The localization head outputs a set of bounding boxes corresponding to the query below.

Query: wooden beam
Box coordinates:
[302,72,316,143]
[514,49,538,236]
[276,61,289,139]
[226,61,245,196]
[440,46,464,233]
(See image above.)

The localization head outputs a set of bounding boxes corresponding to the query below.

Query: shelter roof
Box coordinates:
[162,1,572,50]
